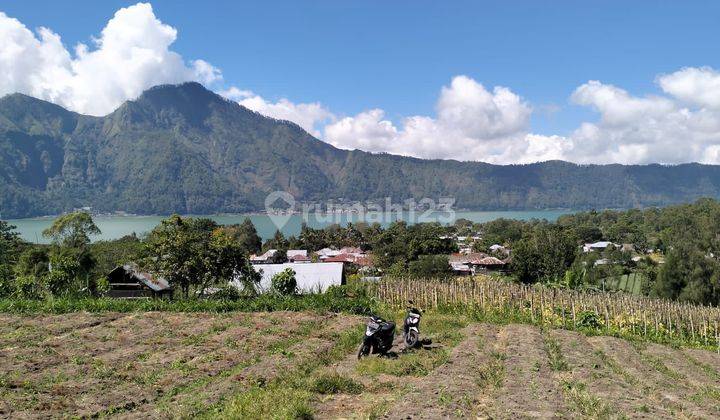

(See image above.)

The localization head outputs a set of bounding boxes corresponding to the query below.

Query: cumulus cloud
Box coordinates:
[0,3,220,115]
[322,70,720,165]
[220,87,334,136]
[565,76,720,164]
[323,76,549,163]
[3,3,720,165]
[658,67,720,109]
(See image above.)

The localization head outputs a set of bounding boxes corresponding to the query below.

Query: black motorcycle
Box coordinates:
[403,303,422,348]
[357,314,395,359]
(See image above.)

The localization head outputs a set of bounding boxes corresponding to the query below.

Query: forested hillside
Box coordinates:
[3,82,720,218]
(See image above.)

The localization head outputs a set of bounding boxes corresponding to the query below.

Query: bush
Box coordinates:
[12,275,45,300]
[271,268,297,296]
[211,285,242,301]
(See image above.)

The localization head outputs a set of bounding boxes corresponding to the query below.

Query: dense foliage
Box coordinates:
[3,199,720,306]
[4,83,720,218]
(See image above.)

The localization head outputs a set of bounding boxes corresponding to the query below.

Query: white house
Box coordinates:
[582,241,616,253]
[250,249,277,264]
[233,262,345,293]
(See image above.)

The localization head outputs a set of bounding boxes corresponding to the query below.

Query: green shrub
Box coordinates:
[271,268,297,296]
[210,285,242,301]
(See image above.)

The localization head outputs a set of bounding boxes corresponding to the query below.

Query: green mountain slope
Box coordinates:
[2,82,720,218]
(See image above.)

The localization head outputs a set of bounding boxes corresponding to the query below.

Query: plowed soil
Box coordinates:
[2,312,720,419]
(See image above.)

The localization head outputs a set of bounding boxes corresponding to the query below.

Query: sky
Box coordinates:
[2,1,720,165]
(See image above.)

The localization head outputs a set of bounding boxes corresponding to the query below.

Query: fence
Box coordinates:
[376,276,720,350]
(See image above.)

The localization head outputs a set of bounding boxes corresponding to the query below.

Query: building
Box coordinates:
[250,249,277,264]
[233,262,345,293]
[106,264,173,299]
[316,247,341,260]
[471,256,508,272]
[287,250,310,263]
[582,241,616,253]
[323,253,372,267]
[450,261,473,276]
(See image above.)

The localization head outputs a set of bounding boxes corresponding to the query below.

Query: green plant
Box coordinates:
[271,268,297,296]
[310,372,364,395]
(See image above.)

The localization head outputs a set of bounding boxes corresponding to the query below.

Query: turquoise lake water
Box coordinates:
[7,210,574,244]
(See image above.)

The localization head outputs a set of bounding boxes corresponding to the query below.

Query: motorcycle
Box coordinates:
[403,302,422,348]
[357,314,395,359]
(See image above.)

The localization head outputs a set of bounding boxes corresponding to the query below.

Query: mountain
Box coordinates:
[2,82,720,218]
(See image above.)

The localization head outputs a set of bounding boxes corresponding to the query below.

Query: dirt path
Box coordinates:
[488,324,568,419]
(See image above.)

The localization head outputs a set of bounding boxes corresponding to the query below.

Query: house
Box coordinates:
[338,246,364,255]
[582,241,616,253]
[323,253,373,267]
[471,256,508,272]
[450,261,473,276]
[250,249,277,264]
[449,252,488,264]
[287,250,310,263]
[106,264,173,299]
[316,247,341,260]
[489,244,508,254]
[234,262,345,293]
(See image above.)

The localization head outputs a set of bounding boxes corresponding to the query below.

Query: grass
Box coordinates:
[355,312,467,377]
[213,385,314,420]
[561,379,614,419]
[542,332,569,371]
[0,285,374,315]
[593,349,639,387]
[476,351,506,389]
[310,372,364,395]
[205,323,365,419]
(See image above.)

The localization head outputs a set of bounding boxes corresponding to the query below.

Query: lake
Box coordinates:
[7,210,575,244]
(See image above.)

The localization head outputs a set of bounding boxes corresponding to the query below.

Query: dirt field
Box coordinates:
[2,311,720,419]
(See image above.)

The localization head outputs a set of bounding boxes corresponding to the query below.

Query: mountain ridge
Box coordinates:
[2,82,720,219]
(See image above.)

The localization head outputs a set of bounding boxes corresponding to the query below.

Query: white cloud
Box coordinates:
[322,70,720,165]
[3,3,720,165]
[322,75,560,163]
[0,3,220,116]
[658,67,720,109]
[220,87,334,136]
[564,77,720,164]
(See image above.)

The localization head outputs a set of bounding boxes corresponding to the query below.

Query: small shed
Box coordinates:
[107,264,173,299]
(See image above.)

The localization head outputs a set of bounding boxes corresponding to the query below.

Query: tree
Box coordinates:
[144,215,211,298]
[42,211,100,249]
[223,219,262,255]
[408,255,452,278]
[145,216,258,298]
[44,254,81,296]
[198,226,258,295]
[271,268,297,295]
[0,221,22,296]
[511,224,577,284]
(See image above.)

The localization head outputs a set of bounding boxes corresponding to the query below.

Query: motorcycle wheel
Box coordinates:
[357,343,370,360]
[405,330,419,348]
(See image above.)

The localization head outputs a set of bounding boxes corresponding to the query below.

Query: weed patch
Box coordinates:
[561,379,614,418]
[310,372,364,395]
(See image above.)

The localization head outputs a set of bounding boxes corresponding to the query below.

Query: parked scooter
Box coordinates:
[403,301,422,348]
[357,314,396,359]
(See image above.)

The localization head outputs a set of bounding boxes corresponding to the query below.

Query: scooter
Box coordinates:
[357,314,395,359]
[403,302,422,348]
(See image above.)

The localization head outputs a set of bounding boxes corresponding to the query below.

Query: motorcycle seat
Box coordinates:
[381,321,395,331]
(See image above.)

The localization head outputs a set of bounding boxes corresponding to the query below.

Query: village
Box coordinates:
[101,221,658,300]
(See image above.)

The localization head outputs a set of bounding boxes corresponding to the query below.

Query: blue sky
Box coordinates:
[2,1,720,164]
